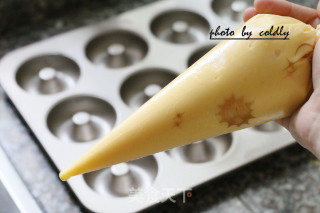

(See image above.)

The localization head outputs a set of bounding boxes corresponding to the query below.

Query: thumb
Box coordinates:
[312,38,320,89]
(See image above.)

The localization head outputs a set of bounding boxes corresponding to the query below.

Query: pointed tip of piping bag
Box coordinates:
[59,161,85,181]
[59,171,69,181]
[58,160,90,181]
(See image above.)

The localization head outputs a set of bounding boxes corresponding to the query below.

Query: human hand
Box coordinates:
[243,0,320,159]
[243,0,320,27]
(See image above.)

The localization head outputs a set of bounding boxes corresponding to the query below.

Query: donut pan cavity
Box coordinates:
[0,0,294,212]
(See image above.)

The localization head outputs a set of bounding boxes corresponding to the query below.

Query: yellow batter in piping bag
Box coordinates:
[59,14,320,181]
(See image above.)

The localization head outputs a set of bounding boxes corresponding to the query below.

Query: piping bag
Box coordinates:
[60,14,320,181]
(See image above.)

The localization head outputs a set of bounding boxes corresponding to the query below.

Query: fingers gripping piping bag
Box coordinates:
[60,14,320,181]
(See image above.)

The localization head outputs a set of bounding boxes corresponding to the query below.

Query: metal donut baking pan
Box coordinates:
[0,0,295,212]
